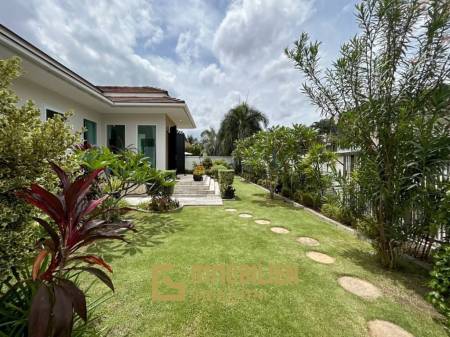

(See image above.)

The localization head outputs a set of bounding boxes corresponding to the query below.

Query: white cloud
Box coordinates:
[199,64,227,85]
[0,0,358,137]
[213,0,315,67]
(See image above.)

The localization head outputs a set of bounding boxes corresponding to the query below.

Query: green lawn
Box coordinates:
[87,179,447,337]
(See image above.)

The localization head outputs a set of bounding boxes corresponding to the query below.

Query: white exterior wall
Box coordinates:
[11,78,169,169]
[12,78,103,143]
[101,113,167,170]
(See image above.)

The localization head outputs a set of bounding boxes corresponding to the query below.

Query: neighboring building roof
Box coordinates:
[98,86,168,95]
[108,96,185,104]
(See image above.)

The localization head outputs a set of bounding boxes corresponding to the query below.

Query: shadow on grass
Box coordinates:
[339,247,431,297]
[250,193,300,211]
[86,213,185,263]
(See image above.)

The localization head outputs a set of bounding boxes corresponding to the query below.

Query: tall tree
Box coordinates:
[286,0,450,268]
[201,127,220,155]
[218,102,268,155]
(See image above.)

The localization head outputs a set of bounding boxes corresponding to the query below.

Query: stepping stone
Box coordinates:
[338,276,381,300]
[239,213,253,218]
[306,251,335,264]
[270,227,289,234]
[368,320,414,337]
[296,237,320,246]
[255,219,271,225]
[225,208,237,212]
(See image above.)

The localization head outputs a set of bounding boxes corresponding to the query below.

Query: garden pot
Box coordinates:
[193,174,203,181]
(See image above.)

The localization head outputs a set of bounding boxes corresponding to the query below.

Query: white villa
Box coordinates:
[0,24,196,170]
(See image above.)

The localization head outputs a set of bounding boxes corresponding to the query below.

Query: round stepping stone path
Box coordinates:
[368,320,414,337]
[239,213,253,218]
[296,237,320,246]
[338,276,381,300]
[225,208,237,212]
[306,251,335,264]
[270,227,289,234]
[255,219,271,225]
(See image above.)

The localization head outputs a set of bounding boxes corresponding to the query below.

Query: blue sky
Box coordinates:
[0,0,359,137]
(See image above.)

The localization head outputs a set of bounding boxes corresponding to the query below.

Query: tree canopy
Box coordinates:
[218,102,268,155]
[286,0,450,268]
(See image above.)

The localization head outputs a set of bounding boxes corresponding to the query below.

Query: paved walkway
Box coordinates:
[124,174,223,206]
[172,174,223,206]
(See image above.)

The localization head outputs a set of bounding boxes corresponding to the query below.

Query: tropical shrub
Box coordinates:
[148,196,180,212]
[218,169,235,199]
[213,159,230,168]
[321,203,342,222]
[186,142,203,156]
[222,185,236,199]
[210,164,228,180]
[77,146,165,219]
[218,169,234,186]
[0,268,109,337]
[297,191,321,210]
[286,0,450,268]
[428,245,450,327]
[14,163,134,336]
[201,157,213,170]
[0,57,79,281]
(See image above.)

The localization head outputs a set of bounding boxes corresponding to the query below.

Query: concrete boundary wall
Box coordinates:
[185,156,234,170]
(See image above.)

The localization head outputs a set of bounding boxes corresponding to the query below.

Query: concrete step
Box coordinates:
[173,190,212,195]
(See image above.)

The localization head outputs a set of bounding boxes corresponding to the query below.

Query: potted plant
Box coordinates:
[193,165,205,181]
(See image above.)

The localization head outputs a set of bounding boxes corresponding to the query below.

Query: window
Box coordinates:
[107,125,125,153]
[137,125,156,167]
[46,109,63,120]
[83,119,97,145]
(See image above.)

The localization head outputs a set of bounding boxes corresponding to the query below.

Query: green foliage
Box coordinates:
[0,57,79,279]
[212,159,231,168]
[202,157,213,169]
[428,245,450,326]
[0,268,110,337]
[148,195,180,212]
[218,102,268,155]
[218,170,234,186]
[235,125,334,201]
[201,128,220,156]
[321,203,342,221]
[186,142,203,156]
[286,0,450,268]
[302,143,336,203]
[76,146,173,221]
[209,164,228,180]
[218,169,235,198]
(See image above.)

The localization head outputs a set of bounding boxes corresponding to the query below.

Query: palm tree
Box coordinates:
[201,127,219,156]
[218,102,268,155]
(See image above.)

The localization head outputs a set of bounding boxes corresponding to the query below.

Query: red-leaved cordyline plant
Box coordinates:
[16,163,135,337]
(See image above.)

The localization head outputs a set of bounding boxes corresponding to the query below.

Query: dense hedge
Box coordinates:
[218,169,235,199]
[209,164,228,179]
[428,245,450,326]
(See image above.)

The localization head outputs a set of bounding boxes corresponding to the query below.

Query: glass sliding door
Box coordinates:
[83,119,97,145]
[137,125,156,167]
[107,125,125,153]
